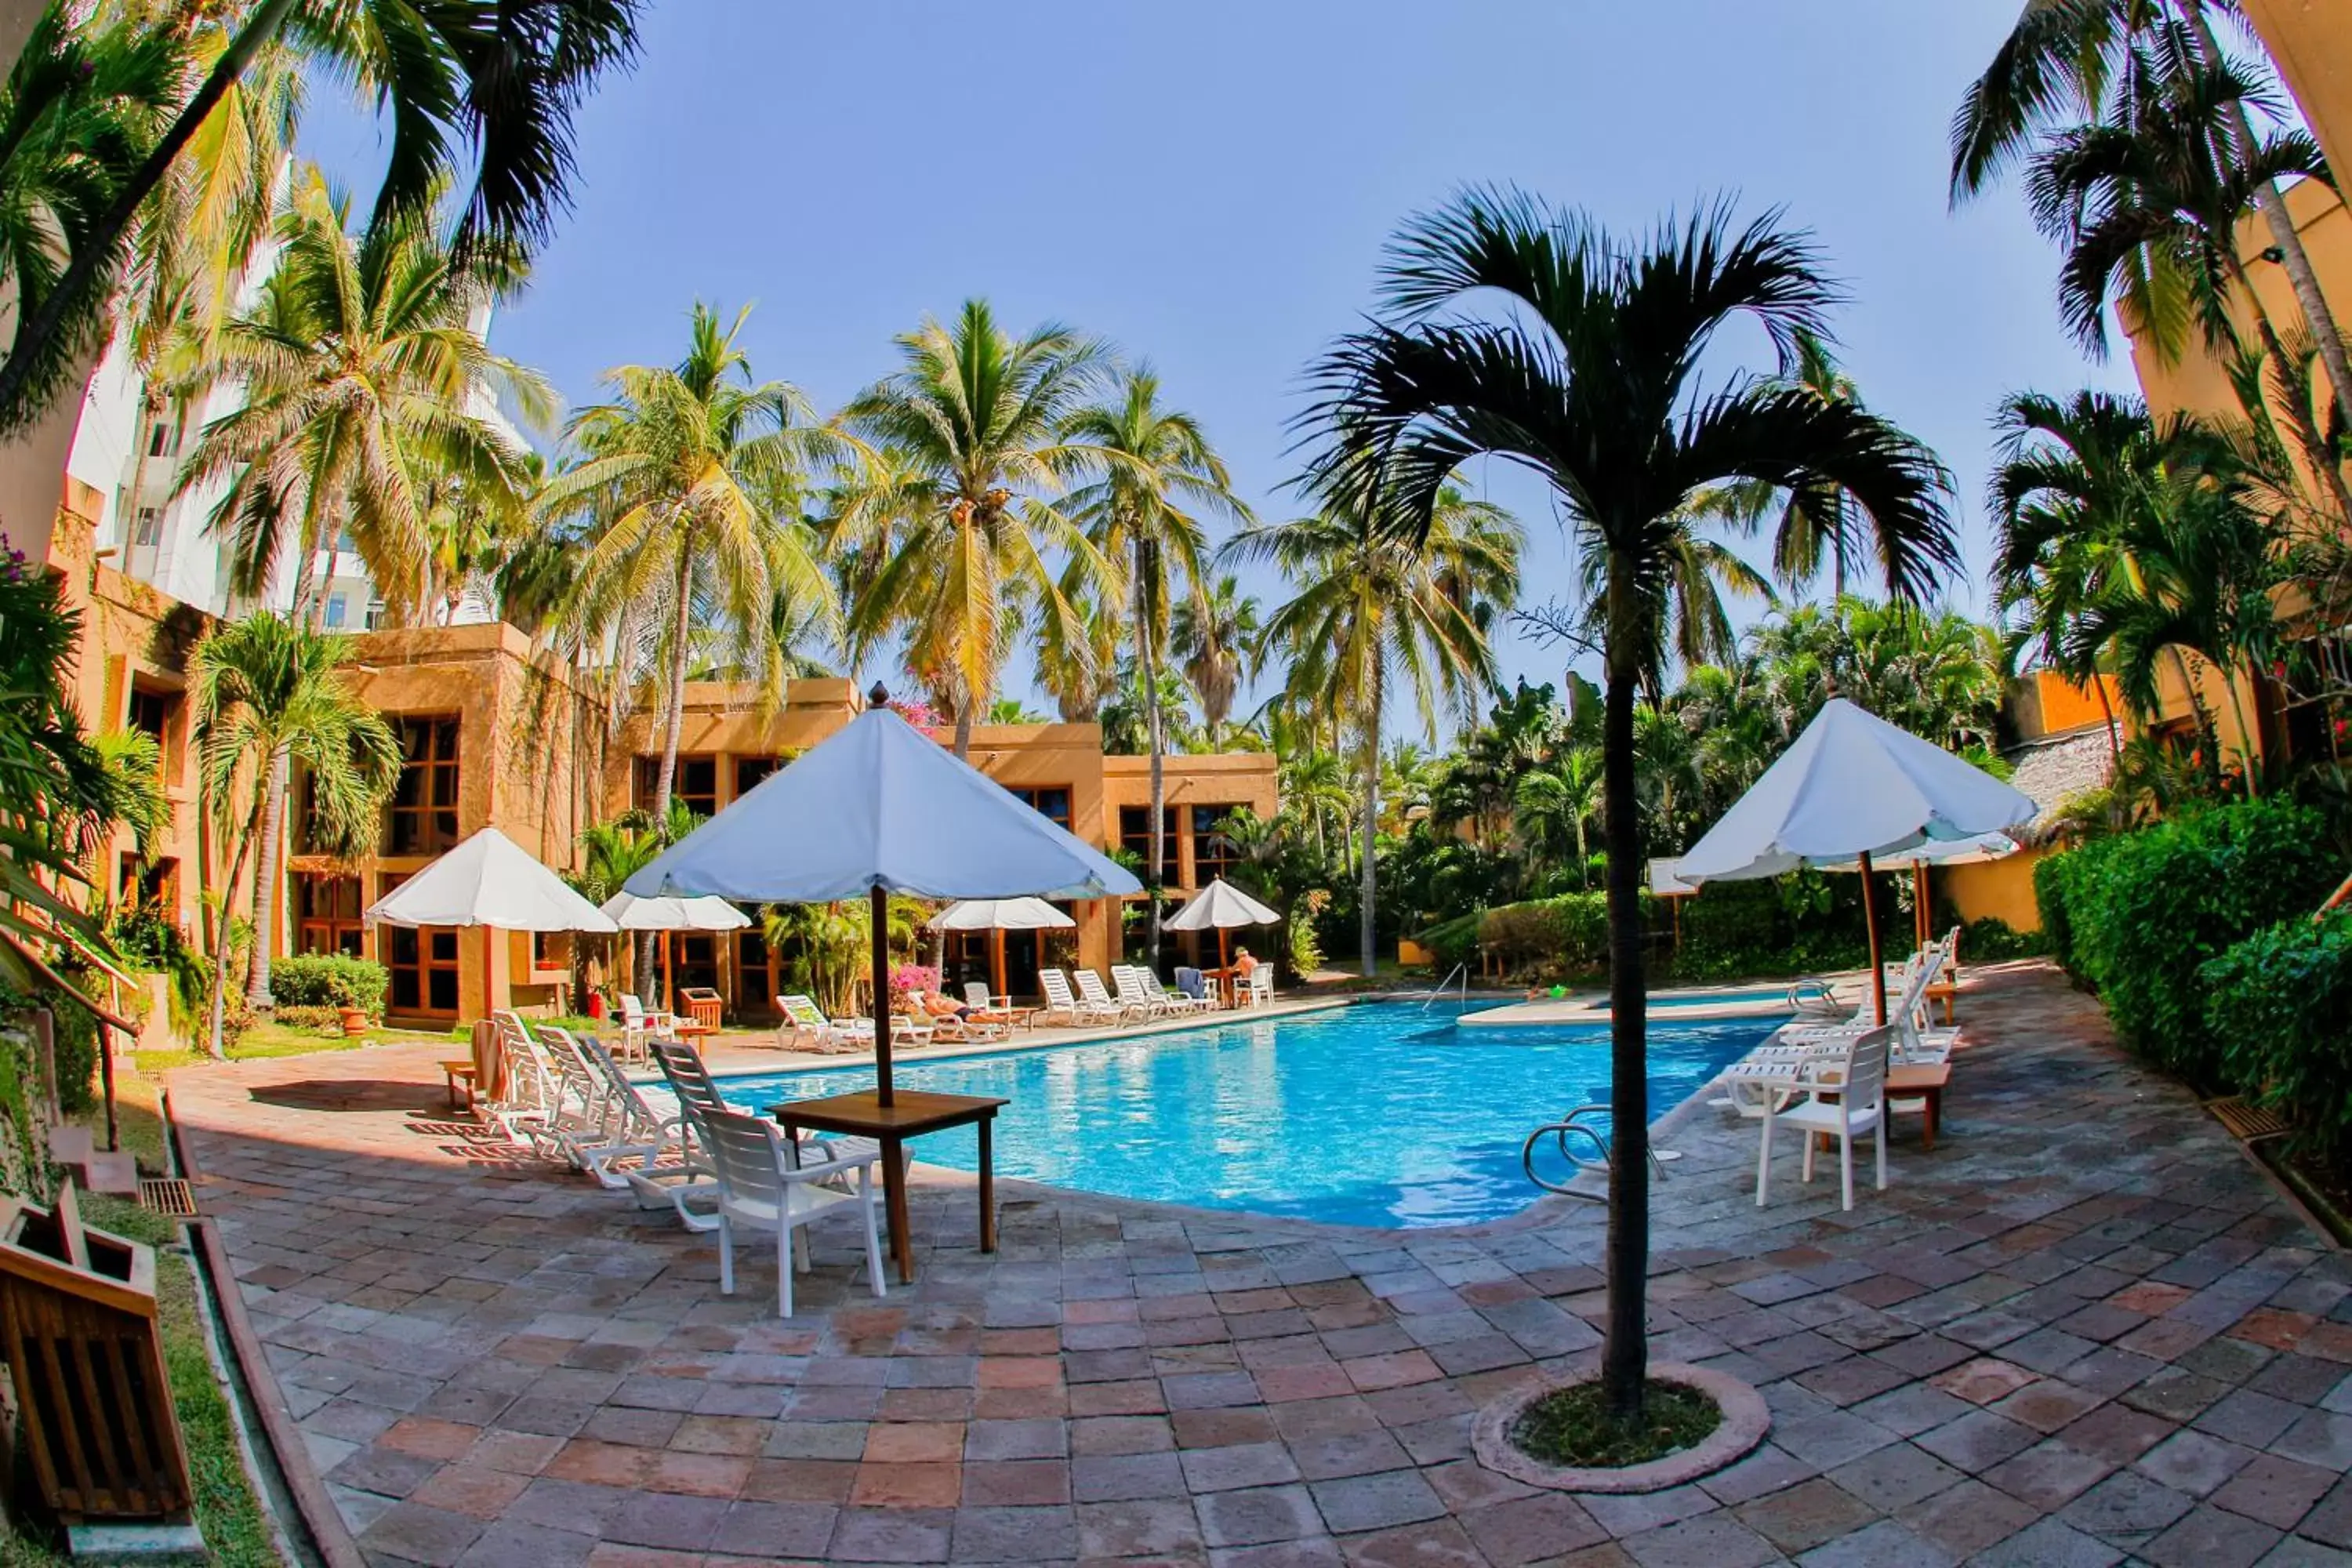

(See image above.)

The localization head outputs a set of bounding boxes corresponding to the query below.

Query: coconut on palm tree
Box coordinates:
[1302,189,1955,1417]
[189,613,400,1056]
[1223,485,1521,978]
[837,299,1117,757]
[1063,368,1251,963]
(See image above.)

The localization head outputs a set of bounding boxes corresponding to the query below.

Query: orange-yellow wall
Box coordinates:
[1944,854,2044,934]
[2245,0,2352,180]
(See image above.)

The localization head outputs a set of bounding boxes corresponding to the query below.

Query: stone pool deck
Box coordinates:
[169,960,2352,1567]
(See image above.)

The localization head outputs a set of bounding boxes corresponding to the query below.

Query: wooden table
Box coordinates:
[1886,1062,1951,1150]
[766,1090,1007,1284]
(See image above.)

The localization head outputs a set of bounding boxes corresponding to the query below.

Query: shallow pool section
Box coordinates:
[1650,985,1791,1010]
[713,1002,1774,1229]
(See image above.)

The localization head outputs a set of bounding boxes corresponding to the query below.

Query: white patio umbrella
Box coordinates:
[1675,699,2035,1024]
[1822,831,2020,951]
[626,691,1142,1102]
[600,891,750,1011]
[1163,877,1281,981]
[365,826,618,1022]
[928,897,1076,1003]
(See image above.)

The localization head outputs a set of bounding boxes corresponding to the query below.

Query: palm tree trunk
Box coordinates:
[0,0,304,426]
[1599,575,1650,1422]
[1359,670,1381,979]
[243,748,288,1007]
[644,551,694,989]
[1142,563,1167,972]
[2180,0,2352,434]
[210,798,260,1056]
[2222,666,2262,798]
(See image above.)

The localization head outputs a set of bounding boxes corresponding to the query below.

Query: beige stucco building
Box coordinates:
[38,481,1277,1029]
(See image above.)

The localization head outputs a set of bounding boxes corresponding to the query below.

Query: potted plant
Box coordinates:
[336,1005,368,1038]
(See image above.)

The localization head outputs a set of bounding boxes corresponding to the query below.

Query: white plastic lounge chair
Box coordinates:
[1075,968,1138,1021]
[699,1105,885,1318]
[906,993,1007,1044]
[962,982,1027,1026]
[1139,970,1214,1014]
[1244,966,1274,1008]
[775,993,867,1053]
[564,1033,691,1190]
[1755,1023,1893,1212]
[1112,967,1176,1018]
[1040,969,1118,1025]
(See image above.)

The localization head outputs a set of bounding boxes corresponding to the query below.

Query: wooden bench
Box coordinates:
[0,1181,194,1523]
[440,1058,478,1109]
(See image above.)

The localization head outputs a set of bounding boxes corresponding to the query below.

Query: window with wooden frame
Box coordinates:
[386,717,462,855]
[1190,806,1248,886]
[1011,786,1073,831]
[294,874,365,956]
[633,753,717,818]
[1119,805,1177,874]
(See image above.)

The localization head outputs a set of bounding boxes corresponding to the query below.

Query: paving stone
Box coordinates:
[1967,1515,2125,1567]
[1911,1410,2036,1473]
[2060,1468,2198,1538]
[1790,1515,1955,1566]
[1825,1442,1959,1512]
[2212,1454,2339,1531]
[1196,1482,1325,1548]
[1891,1477,2038,1557]
[2136,1428,2258,1497]
[2271,1410,2352,1471]
[1980,1439,2114,1511]
[2142,1501,2285,1568]
[1619,1509,1780,1568]
[1457,1491,1607,1564]
[1733,1476,1878,1555]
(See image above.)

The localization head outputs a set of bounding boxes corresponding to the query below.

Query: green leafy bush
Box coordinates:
[1962,916,2045,961]
[1675,873,1876,981]
[1414,911,1484,971]
[2032,851,2082,973]
[271,1004,348,1036]
[1477,892,1613,975]
[2051,800,2338,1086]
[45,981,99,1116]
[268,954,388,1019]
[2204,912,2352,1172]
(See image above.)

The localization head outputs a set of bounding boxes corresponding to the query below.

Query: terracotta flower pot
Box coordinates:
[338,1007,369,1038]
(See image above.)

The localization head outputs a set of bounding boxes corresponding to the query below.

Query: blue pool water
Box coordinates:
[1650,985,1791,1009]
[712,1002,1774,1228]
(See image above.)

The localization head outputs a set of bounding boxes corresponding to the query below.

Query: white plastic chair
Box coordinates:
[1075,968,1138,1021]
[700,1105,885,1318]
[1141,970,1214,1014]
[775,993,867,1052]
[1041,969,1119,1025]
[1112,967,1174,1018]
[1244,966,1274,1007]
[1755,1023,1893,1212]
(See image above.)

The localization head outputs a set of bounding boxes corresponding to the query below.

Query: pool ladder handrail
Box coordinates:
[1417,961,1470,1011]
[1521,1105,1680,1198]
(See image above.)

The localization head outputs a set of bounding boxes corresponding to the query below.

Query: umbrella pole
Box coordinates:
[1218,929,1229,1007]
[483,926,495,1021]
[1860,850,1888,1026]
[1915,864,1930,951]
[664,930,675,1014]
[992,929,1007,1005]
[871,886,895,1107]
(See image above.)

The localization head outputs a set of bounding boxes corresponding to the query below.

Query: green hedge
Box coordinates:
[2033,852,2081,972]
[1477,891,1615,975]
[1962,916,2045,961]
[2204,912,2352,1171]
[268,954,388,1018]
[2037,799,2339,1088]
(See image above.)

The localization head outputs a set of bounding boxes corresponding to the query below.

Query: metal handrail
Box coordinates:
[1417,961,1470,1011]
[1521,1104,1679,1197]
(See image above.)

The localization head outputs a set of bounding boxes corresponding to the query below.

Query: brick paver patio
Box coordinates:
[169,961,2352,1566]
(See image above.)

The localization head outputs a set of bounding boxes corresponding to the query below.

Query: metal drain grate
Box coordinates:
[138,1178,198,1217]
[2208,1097,2292,1142]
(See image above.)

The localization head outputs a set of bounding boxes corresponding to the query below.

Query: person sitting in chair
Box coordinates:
[1233,947,1258,978]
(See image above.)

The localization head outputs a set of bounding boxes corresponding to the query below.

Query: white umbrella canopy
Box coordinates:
[1675,699,2035,1023]
[600,891,752,931]
[626,696,1142,1102]
[366,827,618,933]
[928,898,1076,1004]
[1164,878,1281,985]
[927,897,1076,932]
[1164,878,1279,931]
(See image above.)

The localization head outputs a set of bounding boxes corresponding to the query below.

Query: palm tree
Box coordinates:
[190,613,399,1055]
[1514,746,1604,889]
[1064,368,1251,960]
[0,0,644,430]
[1951,0,2352,434]
[1172,574,1262,746]
[543,302,836,823]
[1302,190,1955,1417]
[1679,331,1871,599]
[1224,485,1521,977]
[175,169,542,1006]
[176,167,549,618]
[837,300,1117,757]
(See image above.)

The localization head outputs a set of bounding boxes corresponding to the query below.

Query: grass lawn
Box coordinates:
[0,1058,294,1564]
[132,1016,459,1077]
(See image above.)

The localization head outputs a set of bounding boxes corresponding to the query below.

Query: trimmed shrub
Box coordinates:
[2204,912,2352,1171]
[1962,916,2045,961]
[46,985,98,1115]
[1477,891,1614,975]
[2033,851,2080,974]
[272,1004,348,1036]
[1414,911,1484,971]
[269,954,389,1019]
[1674,872,1878,982]
[2056,800,2337,1087]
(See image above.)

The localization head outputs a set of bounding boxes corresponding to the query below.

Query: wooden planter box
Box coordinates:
[0,1184,192,1522]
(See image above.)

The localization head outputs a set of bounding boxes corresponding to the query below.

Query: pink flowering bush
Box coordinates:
[887,964,941,1002]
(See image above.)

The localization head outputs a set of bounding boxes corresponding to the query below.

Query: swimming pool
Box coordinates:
[1650,985,1792,1009]
[710,1002,1775,1229]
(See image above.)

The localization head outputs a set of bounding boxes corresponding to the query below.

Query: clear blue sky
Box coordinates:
[302,1,2143,728]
